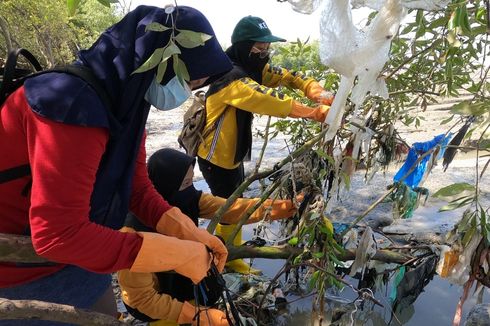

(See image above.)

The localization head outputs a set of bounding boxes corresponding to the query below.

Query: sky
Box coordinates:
[129,0,323,47]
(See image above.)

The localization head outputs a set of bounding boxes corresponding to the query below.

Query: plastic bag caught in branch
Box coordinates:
[319,0,406,140]
[286,0,449,141]
[352,0,449,10]
[287,0,322,14]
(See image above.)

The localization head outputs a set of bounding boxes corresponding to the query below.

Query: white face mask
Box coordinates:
[144,75,192,110]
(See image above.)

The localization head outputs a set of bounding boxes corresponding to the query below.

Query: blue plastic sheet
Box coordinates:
[393,133,452,188]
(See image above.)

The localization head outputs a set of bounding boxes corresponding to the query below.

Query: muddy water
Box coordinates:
[250,255,490,325]
[241,224,490,326]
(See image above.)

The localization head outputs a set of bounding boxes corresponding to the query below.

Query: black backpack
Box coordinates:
[0,48,112,185]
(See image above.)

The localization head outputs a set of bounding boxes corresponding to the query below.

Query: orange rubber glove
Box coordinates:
[289,101,330,123]
[129,231,211,284]
[156,207,228,273]
[305,81,334,105]
[178,301,229,326]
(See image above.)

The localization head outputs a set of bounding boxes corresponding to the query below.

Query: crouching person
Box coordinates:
[118,148,299,324]
[118,217,229,326]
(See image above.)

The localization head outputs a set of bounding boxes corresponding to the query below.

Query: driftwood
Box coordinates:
[0,299,126,325]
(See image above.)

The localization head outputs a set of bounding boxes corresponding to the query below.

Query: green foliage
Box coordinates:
[0,0,121,67]
[433,182,475,198]
[67,0,118,16]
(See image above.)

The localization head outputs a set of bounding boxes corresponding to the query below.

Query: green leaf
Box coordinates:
[173,55,190,83]
[293,254,303,265]
[312,252,324,259]
[458,6,472,36]
[433,183,475,198]
[156,60,168,84]
[448,10,457,30]
[162,41,181,62]
[132,47,165,74]
[440,115,454,125]
[96,0,116,7]
[175,30,212,48]
[439,196,474,211]
[479,139,490,150]
[145,22,170,32]
[450,101,488,116]
[308,270,320,290]
[429,16,448,29]
[462,223,476,246]
[67,0,81,16]
[288,237,299,246]
[457,210,475,233]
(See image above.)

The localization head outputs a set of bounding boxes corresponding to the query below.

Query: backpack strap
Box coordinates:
[0,48,43,105]
[0,164,31,184]
[0,59,112,185]
[204,105,229,161]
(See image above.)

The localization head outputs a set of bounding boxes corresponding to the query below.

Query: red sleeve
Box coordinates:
[26,106,142,273]
[129,133,172,228]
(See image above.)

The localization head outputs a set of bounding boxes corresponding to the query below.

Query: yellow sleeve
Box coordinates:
[261,64,316,93]
[117,226,183,322]
[118,270,184,322]
[199,193,297,224]
[210,77,294,117]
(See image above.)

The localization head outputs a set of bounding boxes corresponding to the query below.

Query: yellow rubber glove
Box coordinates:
[156,207,228,273]
[129,231,211,284]
[305,81,334,105]
[289,101,330,123]
[178,301,229,326]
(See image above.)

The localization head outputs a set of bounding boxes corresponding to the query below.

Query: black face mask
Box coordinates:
[168,184,201,225]
[247,52,269,78]
[226,41,269,83]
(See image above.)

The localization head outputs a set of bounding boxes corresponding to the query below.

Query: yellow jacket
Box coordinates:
[197,63,317,169]
[118,193,296,323]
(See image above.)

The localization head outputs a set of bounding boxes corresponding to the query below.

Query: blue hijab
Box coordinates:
[22,5,232,228]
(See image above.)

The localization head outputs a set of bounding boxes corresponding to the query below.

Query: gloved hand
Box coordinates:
[156,207,228,273]
[129,231,211,284]
[178,301,229,326]
[305,81,334,105]
[289,101,330,123]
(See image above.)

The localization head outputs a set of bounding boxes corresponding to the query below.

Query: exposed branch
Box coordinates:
[0,299,126,325]
[0,232,413,265]
[0,233,47,263]
[227,245,413,264]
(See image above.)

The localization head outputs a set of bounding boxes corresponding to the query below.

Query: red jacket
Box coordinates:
[0,87,172,287]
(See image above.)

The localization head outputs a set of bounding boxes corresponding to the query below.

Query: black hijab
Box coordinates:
[225,40,269,84]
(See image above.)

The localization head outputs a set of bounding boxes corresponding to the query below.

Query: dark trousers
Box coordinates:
[197,157,244,199]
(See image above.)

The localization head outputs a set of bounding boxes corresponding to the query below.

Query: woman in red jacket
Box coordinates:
[0,5,231,325]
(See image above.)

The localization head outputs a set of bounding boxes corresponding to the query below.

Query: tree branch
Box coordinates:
[206,129,328,233]
[0,299,126,325]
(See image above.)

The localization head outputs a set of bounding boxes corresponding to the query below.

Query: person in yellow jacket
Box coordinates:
[118,148,299,325]
[197,15,334,274]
